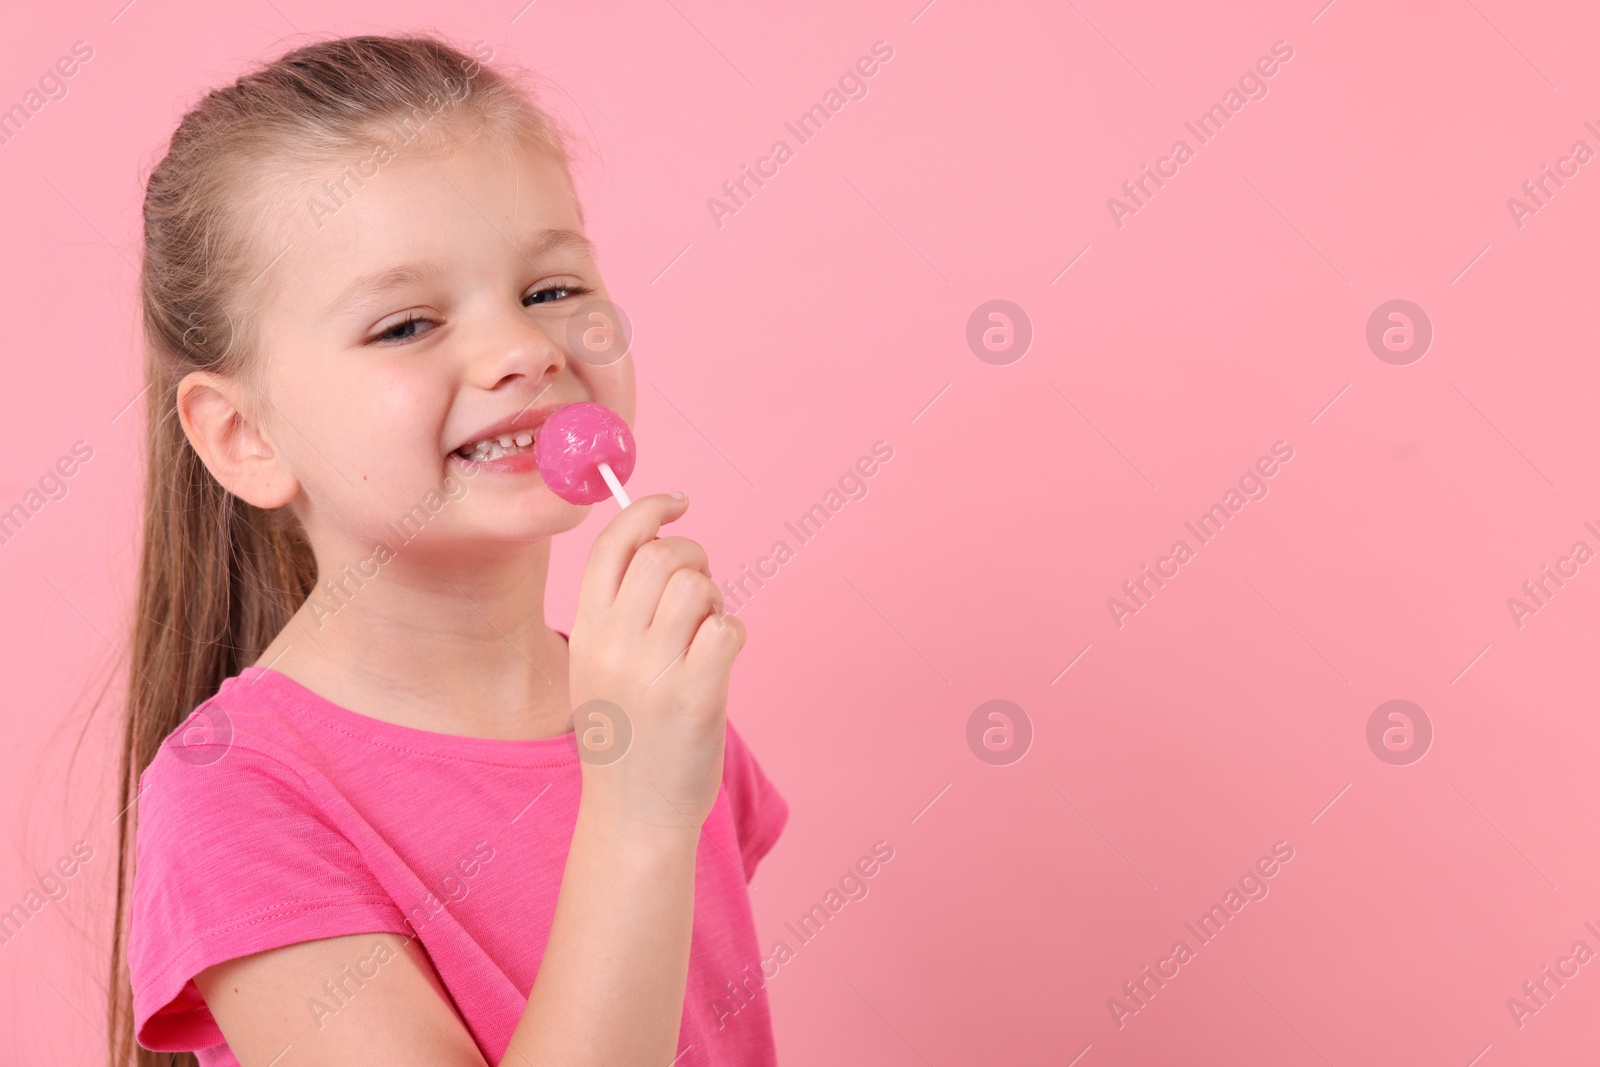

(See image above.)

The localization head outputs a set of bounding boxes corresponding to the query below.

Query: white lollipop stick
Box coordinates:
[597,461,631,509]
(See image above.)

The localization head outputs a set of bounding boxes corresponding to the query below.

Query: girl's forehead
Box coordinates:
[262,137,586,300]
[299,134,576,225]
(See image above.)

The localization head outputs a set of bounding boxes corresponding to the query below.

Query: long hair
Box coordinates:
[108,33,573,1065]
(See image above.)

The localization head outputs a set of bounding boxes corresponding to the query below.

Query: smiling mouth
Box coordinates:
[455,427,539,462]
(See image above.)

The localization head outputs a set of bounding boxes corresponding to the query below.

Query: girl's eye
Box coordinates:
[365,284,595,345]
[524,283,592,306]
[369,312,433,345]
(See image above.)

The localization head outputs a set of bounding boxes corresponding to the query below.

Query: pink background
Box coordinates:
[4,0,1599,1063]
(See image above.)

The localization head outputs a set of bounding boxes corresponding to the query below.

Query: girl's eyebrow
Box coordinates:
[326,262,446,320]
[324,227,597,320]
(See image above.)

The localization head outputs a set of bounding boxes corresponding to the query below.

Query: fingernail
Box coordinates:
[669,491,686,500]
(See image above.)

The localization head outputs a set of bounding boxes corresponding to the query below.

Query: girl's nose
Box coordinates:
[467,308,567,391]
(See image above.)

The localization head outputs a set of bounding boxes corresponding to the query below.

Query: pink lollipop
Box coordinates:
[535,401,637,507]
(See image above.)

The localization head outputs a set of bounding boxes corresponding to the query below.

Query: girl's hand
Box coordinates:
[567,492,745,833]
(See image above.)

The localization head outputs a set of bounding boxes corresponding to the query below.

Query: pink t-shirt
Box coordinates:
[128,661,788,1065]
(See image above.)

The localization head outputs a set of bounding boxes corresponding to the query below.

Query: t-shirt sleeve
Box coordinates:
[722,720,789,882]
[128,739,409,1052]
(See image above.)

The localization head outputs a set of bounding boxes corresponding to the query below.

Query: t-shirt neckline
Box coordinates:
[232,633,579,763]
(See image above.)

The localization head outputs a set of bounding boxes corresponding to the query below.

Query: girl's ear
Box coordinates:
[175,371,299,509]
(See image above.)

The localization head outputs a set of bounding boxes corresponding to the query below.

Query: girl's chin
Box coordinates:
[443,453,597,524]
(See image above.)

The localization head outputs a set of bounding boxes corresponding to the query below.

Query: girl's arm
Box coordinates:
[196,933,489,1064]
[197,493,740,1066]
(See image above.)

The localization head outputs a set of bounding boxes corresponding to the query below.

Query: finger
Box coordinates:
[647,568,723,656]
[686,604,746,675]
[613,536,711,628]
[577,493,690,613]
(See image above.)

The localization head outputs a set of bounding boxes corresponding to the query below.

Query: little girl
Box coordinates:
[108,34,787,1067]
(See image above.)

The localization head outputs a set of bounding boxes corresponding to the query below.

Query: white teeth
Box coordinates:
[458,426,539,462]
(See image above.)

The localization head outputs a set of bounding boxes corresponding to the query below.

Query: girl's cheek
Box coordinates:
[352,373,454,460]
[577,361,637,425]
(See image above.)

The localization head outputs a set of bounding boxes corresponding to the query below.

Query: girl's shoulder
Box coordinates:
[146,668,307,778]
[133,667,380,892]
[134,666,364,841]
[129,670,410,1052]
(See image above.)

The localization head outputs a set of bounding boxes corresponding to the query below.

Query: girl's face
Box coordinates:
[249,130,633,560]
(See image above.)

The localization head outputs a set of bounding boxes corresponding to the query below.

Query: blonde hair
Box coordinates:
[109,33,576,1066]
